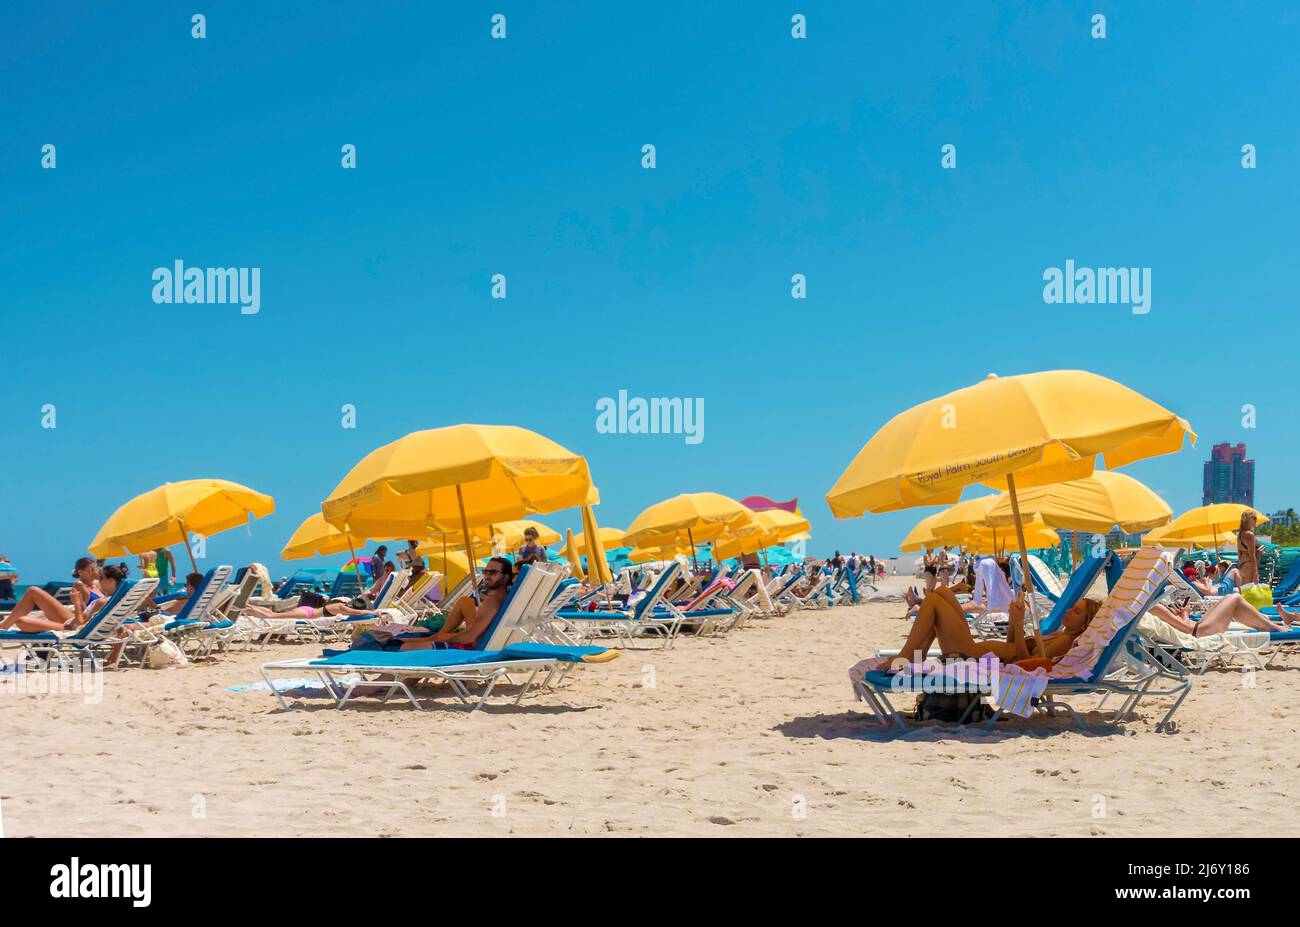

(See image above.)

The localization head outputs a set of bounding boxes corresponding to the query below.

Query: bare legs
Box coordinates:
[0,586,76,631]
[888,588,1023,669]
[1151,593,1287,636]
[1195,593,1288,634]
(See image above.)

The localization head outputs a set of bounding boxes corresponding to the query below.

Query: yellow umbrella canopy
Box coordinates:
[321,424,593,577]
[629,542,693,564]
[1144,524,1237,548]
[90,479,275,569]
[321,424,592,538]
[281,512,380,560]
[412,547,473,593]
[900,511,946,553]
[1156,504,1267,543]
[958,521,1059,554]
[625,492,759,549]
[827,370,1194,652]
[580,503,614,586]
[713,509,812,560]
[984,470,1171,535]
[572,526,626,554]
[926,495,1001,541]
[826,371,1195,516]
[472,519,562,550]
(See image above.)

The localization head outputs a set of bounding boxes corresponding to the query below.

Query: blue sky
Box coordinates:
[3,1,1297,582]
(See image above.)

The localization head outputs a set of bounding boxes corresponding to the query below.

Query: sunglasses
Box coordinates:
[482,568,505,576]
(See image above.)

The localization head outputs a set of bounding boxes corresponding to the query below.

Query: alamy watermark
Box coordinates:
[1042,260,1150,315]
[1,658,105,704]
[152,260,260,315]
[596,390,704,445]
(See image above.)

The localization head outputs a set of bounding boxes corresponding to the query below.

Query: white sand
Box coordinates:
[3,583,1297,837]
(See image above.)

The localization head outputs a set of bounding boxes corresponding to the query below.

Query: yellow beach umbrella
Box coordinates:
[629,542,693,564]
[322,424,592,581]
[580,503,614,586]
[927,495,1001,541]
[412,545,473,595]
[1158,504,1266,542]
[985,471,1172,535]
[827,370,1195,651]
[626,492,759,550]
[713,509,812,561]
[281,512,381,561]
[1150,503,1264,553]
[1143,524,1237,549]
[900,511,947,553]
[563,529,586,580]
[572,526,626,555]
[472,519,562,550]
[90,478,275,572]
[959,521,1059,555]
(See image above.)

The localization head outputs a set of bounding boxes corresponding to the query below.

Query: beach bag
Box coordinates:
[913,691,990,724]
[147,638,188,669]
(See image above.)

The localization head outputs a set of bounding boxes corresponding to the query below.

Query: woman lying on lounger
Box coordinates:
[885,585,1102,670]
[0,560,127,632]
[1147,593,1298,637]
[242,593,377,623]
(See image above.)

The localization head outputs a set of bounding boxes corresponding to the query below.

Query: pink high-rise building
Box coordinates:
[1202,442,1254,506]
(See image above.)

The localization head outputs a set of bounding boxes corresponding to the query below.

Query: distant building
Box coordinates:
[1202,442,1254,506]
[1270,509,1298,528]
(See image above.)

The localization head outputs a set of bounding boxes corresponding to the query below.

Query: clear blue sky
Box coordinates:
[3,2,1297,582]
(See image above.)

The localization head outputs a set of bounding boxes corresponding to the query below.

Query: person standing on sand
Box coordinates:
[1235,511,1272,610]
[155,548,175,595]
[369,545,389,584]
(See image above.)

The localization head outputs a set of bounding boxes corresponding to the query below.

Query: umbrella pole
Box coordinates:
[687,527,699,575]
[1071,531,1078,570]
[178,519,199,573]
[1006,474,1046,656]
[456,485,477,584]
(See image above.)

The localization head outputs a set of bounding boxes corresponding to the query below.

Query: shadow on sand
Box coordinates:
[774,709,1137,743]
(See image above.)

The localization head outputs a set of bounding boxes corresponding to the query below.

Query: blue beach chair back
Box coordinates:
[1273,556,1300,598]
[1039,552,1113,634]
[329,572,362,598]
[1048,547,1173,685]
[169,566,233,624]
[630,562,683,620]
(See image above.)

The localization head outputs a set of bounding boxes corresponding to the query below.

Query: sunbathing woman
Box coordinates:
[1148,592,1298,637]
[0,558,108,632]
[885,584,1102,670]
[243,593,377,623]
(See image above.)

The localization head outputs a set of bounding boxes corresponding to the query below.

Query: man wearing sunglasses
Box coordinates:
[431,556,514,649]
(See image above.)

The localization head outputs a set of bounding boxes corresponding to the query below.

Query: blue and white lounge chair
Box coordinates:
[160,566,234,653]
[854,547,1184,733]
[1010,552,1066,604]
[554,562,687,647]
[328,571,363,599]
[0,578,159,670]
[260,565,618,710]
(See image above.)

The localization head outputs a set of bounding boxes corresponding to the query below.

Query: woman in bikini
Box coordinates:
[1235,510,1273,610]
[243,594,377,623]
[1,558,108,632]
[1148,591,1297,637]
[885,584,1103,671]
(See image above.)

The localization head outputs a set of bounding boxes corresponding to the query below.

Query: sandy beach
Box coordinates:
[3,577,1296,838]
